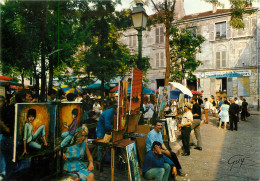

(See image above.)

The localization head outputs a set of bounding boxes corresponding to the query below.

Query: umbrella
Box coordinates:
[115,86,155,94]
[61,85,78,95]
[52,86,61,91]
[110,86,118,92]
[191,90,202,95]
[0,75,13,81]
[169,82,193,97]
[170,89,190,99]
[76,87,84,94]
[86,83,110,90]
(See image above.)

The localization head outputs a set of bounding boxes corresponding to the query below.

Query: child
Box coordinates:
[22,109,48,156]
[61,109,78,148]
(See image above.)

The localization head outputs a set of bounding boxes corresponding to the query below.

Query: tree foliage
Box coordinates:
[169,26,205,81]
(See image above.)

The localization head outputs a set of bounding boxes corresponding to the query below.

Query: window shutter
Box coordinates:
[160,52,164,67]
[156,28,159,44]
[160,27,164,43]
[222,51,226,67]
[129,36,132,47]
[133,36,137,47]
[216,52,220,68]
[156,53,159,67]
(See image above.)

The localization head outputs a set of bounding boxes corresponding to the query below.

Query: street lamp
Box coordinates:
[131,3,148,61]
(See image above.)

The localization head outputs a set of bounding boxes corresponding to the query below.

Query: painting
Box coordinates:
[179,94,185,108]
[117,80,128,130]
[13,103,56,162]
[129,68,142,115]
[56,103,84,149]
[126,142,141,181]
[166,117,177,143]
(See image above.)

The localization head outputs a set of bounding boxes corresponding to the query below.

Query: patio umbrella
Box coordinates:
[115,86,155,94]
[61,85,78,95]
[169,82,193,97]
[191,90,202,95]
[76,87,84,94]
[86,83,110,90]
[52,86,61,92]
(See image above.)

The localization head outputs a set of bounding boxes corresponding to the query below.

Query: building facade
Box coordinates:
[120,4,259,108]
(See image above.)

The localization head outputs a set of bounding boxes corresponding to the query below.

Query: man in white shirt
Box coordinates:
[203,98,210,124]
[93,101,101,115]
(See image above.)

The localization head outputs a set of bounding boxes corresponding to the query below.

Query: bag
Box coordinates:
[246,111,250,117]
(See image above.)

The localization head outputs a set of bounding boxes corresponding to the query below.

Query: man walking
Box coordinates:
[229,98,240,131]
[191,98,202,150]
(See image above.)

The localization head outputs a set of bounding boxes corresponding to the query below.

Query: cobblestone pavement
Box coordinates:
[176,112,260,181]
[91,112,260,181]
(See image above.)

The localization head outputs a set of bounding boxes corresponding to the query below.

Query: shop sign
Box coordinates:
[201,70,251,78]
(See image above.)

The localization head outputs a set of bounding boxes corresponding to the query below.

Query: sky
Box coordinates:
[116,0,260,15]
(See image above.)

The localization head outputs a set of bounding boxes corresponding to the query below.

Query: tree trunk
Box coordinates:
[48,56,54,92]
[164,19,171,87]
[40,2,48,102]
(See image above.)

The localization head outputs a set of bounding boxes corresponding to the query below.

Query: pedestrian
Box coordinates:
[146,121,185,176]
[228,98,239,131]
[203,98,210,124]
[142,141,176,181]
[191,98,202,151]
[47,89,56,102]
[178,103,192,156]
[218,100,230,130]
[93,100,102,115]
[241,98,249,121]
[198,95,203,106]
[224,97,230,105]
[238,96,243,120]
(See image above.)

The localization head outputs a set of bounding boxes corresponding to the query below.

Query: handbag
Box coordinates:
[246,111,250,117]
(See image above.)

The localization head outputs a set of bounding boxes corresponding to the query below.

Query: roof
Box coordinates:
[181,9,232,21]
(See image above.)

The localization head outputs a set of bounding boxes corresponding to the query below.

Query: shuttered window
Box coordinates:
[156,53,160,67]
[155,27,164,44]
[160,52,164,67]
[216,51,226,68]
[216,52,220,68]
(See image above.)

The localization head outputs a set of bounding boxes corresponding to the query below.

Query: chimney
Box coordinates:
[174,0,186,20]
[212,3,217,13]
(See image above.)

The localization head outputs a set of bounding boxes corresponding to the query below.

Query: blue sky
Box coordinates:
[116,0,260,15]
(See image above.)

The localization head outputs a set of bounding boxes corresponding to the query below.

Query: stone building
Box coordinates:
[120,1,259,108]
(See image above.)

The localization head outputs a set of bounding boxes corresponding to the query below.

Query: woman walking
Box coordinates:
[241,98,249,121]
[218,100,230,130]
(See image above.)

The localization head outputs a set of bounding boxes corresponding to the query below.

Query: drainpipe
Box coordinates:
[256,8,259,111]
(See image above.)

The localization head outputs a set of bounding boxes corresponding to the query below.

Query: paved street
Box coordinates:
[91,112,260,181]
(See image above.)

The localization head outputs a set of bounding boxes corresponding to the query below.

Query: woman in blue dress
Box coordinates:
[218,100,230,130]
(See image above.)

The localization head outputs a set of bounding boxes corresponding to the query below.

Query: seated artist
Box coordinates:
[142,141,176,181]
[83,111,97,139]
[146,121,185,177]
[62,127,95,181]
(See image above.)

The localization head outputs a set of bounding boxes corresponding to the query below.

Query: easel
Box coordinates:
[92,129,134,181]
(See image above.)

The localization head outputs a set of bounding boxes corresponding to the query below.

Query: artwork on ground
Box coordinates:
[126,142,141,181]
[13,103,56,162]
[117,80,128,130]
[56,103,84,149]
[179,94,185,108]
[166,118,177,142]
[130,68,142,115]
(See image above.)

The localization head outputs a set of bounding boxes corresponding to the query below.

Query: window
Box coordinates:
[187,26,197,36]
[155,27,164,44]
[155,52,165,68]
[215,22,226,40]
[129,35,137,47]
[216,51,226,68]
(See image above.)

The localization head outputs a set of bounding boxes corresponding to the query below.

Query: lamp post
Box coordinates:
[131,3,148,122]
[131,3,148,62]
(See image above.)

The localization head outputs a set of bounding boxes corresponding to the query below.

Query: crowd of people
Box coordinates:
[0,87,252,181]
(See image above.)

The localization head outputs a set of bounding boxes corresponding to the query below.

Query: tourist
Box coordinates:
[218,100,230,130]
[229,98,239,131]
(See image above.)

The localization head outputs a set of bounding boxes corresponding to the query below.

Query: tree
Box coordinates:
[169,25,205,81]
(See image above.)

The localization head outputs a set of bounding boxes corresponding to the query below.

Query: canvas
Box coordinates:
[117,80,128,130]
[56,103,84,149]
[166,117,177,143]
[129,68,142,115]
[126,142,141,181]
[13,103,56,162]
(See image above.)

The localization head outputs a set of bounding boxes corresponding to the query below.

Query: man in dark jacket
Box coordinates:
[191,98,202,150]
[229,98,240,131]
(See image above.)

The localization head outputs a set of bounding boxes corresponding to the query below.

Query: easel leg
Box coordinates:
[111,147,115,181]
[121,149,130,181]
